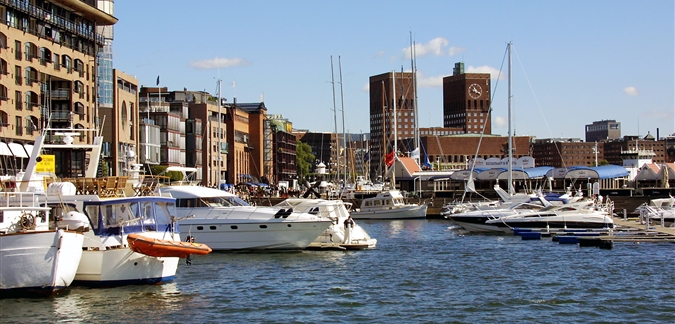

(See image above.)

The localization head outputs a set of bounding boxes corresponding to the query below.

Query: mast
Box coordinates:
[507,41,514,195]
[392,71,397,188]
[380,80,386,179]
[217,78,222,186]
[410,33,420,164]
[338,56,347,185]
[330,56,339,183]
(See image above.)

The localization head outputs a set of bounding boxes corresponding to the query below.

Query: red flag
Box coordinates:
[385,151,395,167]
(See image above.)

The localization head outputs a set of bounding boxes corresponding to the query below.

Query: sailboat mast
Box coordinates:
[380,80,386,179]
[410,33,420,162]
[338,56,347,185]
[217,78,222,186]
[330,56,340,183]
[507,42,514,195]
[392,71,397,187]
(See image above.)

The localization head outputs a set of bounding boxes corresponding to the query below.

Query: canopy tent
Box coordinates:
[475,168,507,180]
[496,166,554,180]
[564,165,629,179]
[449,168,489,180]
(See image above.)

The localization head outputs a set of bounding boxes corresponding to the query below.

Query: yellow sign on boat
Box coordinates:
[36,155,55,173]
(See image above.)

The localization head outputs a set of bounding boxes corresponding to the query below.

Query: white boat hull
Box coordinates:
[351,204,428,220]
[450,220,503,233]
[74,232,180,286]
[0,230,84,296]
[486,216,615,234]
[178,220,332,251]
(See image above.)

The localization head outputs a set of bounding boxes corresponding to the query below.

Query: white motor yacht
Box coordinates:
[161,185,333,251]
[276,198,377,249]
[44,191,182,286]
[22,128,182,287]
[350,189,427,220]
[0,190,85,297]
[484,200,614,233]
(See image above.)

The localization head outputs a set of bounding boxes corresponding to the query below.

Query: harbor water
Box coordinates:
[2,219,674,323]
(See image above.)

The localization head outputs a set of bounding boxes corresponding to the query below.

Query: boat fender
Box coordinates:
[20,213,35,230]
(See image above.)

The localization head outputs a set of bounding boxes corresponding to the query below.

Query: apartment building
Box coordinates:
[0,0,116,177]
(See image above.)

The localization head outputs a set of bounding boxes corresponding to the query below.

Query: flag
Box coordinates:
[156,75,160,85]
[410,147,420,159]
[422,153,432,169]
[363,152,370,162]
[385,151,395,167]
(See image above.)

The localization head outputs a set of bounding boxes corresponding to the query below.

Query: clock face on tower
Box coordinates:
[468,83,482,99]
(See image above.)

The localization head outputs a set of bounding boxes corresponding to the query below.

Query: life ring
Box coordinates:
[20,213,35,230]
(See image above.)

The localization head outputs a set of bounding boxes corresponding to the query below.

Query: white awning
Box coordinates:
[8,142,28,158]
[24,144,35,157]
[0,142,11,156]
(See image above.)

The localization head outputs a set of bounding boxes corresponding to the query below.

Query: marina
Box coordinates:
[1,219,673,322]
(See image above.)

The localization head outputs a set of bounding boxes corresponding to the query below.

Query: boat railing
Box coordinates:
[0,191,43,208]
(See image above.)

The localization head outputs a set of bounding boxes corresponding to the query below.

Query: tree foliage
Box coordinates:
[296,141,315,178]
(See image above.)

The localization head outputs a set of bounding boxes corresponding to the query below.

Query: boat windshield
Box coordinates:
[199,196,250,207]
[96,200,174,235]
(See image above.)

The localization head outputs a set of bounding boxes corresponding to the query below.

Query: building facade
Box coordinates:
[269,114,296,183]
[368,71,416,179]
[0,0,116,177]
[442,62,492,134]
[585,119,621,142]
[421,134,533,170]
[100,69,138,176]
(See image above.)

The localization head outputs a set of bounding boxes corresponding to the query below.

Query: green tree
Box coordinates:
[598,159,610,166]
[296,141,315,179]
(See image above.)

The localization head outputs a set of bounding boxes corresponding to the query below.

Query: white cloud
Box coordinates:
[416,71,443,88]
[448,46,466,56]
[362,82,370,92]
[403,37,450,59]
[373,51,385,59]
[494,116,507,127]
[467,65,507,80]
[189,57,250,70]
[623,86,639,96]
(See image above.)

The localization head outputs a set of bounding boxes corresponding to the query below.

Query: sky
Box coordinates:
[112,0,674,140]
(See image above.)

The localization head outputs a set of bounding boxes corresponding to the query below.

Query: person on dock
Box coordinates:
[185,236,195,265]
[344,215,355,244]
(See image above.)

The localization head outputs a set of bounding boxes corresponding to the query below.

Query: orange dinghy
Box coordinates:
[127,233,212,258]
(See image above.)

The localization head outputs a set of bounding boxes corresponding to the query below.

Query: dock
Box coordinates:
[533,217,675,248]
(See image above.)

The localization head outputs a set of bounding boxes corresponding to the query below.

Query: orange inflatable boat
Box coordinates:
[127,233,212,258]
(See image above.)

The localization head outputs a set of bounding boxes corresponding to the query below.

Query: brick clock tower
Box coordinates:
[442,62,492,134]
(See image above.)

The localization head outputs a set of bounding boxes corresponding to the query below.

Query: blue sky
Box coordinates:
[112,0,674,140]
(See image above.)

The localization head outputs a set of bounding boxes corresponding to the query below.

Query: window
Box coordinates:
[15,91,21,110]
[121,102,128,129]
[15,116,22,135]
[15,65,21,85]
[15,41,21,60]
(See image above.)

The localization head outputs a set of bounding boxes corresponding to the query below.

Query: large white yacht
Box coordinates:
[161,185,333,251]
